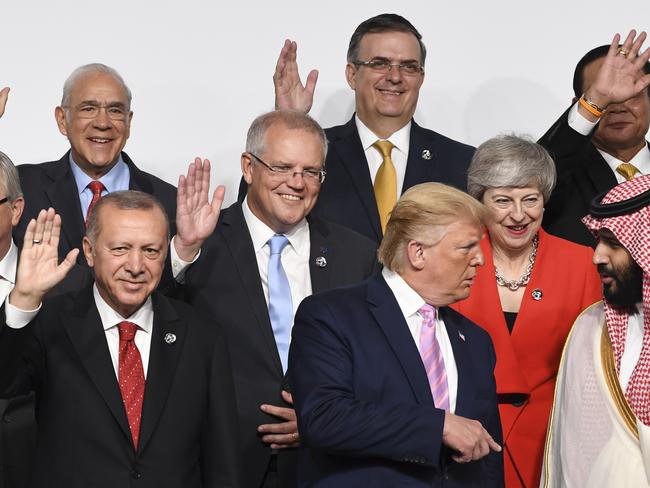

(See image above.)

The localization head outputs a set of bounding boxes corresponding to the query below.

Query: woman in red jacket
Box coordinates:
[451,135,601,488]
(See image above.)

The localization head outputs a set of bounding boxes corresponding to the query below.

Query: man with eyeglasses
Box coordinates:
[171,110,378,488]
[15,63,176,271]
[254,13,474,244]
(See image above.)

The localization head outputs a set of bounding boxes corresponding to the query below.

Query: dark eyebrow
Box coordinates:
[78,100,127,109]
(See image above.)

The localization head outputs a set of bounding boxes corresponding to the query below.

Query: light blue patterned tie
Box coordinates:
[268,234,293,373]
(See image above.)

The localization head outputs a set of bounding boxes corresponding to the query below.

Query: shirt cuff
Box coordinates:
[568,101,599,136]
[4,296,41,329]
[170,235,201,282]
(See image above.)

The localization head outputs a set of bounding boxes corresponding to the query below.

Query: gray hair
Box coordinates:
[61,63,132,110]
[0,151,23,201]
[245,110,328,163]
[86,190,169,244]
[467,134,557,203]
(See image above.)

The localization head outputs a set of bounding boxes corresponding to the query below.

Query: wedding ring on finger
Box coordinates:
[617,48,629,56]
[32,239,42,245]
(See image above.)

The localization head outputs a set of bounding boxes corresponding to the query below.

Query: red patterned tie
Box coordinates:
[418,304,450,410]
[117,321,145,449]
[85,180,106,227]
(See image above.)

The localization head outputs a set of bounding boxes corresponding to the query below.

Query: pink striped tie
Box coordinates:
[418,304,450,410]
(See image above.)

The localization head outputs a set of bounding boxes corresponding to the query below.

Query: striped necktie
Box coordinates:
[418,304,450,410]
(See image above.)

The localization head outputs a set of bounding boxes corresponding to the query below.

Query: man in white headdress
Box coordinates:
[542,174,650,487]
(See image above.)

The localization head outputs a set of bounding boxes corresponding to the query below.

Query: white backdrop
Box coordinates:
[1,1,647,205]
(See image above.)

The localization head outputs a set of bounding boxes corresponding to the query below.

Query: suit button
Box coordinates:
[2,415,12,423]
[512,400,525,407]
[131,470,141,479]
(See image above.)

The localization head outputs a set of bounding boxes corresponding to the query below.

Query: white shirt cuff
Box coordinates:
[567,101,599,136]
[4,296,41,329]
[170,235,201,282]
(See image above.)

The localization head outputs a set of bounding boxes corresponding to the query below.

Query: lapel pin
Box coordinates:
[421,149,432,160]
[164,333,176,345]
[458,331,466,342]
[531,289,543,301]
[315,256,327,268]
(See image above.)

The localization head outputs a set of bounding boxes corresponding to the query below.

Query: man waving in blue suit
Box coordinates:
[289,182,503,487]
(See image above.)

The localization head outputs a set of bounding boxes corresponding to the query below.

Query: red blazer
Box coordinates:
[451,229,601,488]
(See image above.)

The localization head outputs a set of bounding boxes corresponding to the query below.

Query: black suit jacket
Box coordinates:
[0,287,241,488]
[538,107,639,247]
[239,117,475,243]
[16,151,177,266]
[181,203,378,488]
[290,272,503,487]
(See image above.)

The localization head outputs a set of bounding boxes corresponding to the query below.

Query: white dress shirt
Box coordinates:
[382,267,458,413]
[5,284,154,379]
[356,116,411,197]
[619,303,645,391]
[0,240,18,304]
[568,102,650,183]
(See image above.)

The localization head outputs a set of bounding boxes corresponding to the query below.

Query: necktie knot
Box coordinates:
[268,234,289,255]
[88,180,106,196]
[118,321,138,342]
[616,162,640,181]
[419,304,437,328]
[373,140,394,159]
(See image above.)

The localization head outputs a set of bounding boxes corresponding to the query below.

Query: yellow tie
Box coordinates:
[616,162,640,181]
[373,140,397,234]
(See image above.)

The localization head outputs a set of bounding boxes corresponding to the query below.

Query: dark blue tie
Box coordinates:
[268,234,292,372]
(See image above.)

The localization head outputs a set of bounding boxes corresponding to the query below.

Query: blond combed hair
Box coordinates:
[378,182,488,272]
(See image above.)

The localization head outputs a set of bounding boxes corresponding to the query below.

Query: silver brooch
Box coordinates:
[421,149,432,160]
[531,289,543,301]
[164,333,177,344]
[315,256,327,268]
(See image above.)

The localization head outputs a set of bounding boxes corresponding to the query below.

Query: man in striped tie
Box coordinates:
[290,182,503,487]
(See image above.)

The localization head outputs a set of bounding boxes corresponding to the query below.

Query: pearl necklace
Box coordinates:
[494,234,539,291]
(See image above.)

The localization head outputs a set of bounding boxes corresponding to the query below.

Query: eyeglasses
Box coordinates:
[352,58,424,75]
[62,103,130,121]
[248,153,326,184]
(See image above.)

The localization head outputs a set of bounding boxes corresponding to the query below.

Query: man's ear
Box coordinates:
[405,240,426,271]
[345,64,357,90]
[82,236,94,268]
[241,152,254,185]
[10,196,24,227]
[55,106,69,137]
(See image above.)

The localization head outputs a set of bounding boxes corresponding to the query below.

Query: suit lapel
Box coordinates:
[221,205,283,375]
[307,217,332,294]
[367,273,433,405]
[583,145,619,194]
[439,307,477,418]
[330,117,382,241]
[124,152,154,194]
[138,293,186,453]
[63,286,132,444]
[44,153,86,259]
[403,121,438,192]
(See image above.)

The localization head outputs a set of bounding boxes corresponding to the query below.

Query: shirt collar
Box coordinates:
[69,153,129,195]
[0,240,18,284]
[355,114,411,153]
[597,143,650,175]
[242,196,310,256]
[382,267,426,319]
[93,283,153,334]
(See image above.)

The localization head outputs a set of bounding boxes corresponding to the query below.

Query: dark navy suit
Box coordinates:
[289,272,503,487]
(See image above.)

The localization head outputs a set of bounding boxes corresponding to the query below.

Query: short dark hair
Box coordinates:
[347,13,426,66]
[86,190,170,244]
[573,44,650,98]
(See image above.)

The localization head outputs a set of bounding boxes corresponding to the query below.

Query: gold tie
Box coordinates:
[616,162,640,181]
[373,140,397,234]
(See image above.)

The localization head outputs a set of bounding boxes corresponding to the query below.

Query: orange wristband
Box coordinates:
[579,95,607,118]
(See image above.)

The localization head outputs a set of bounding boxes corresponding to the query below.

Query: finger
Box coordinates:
[635,45,650,71]
[0,87,9,117]
[32,209,49,246]
[305,70,319,96]
[621,30,637,52]
[629,31,647,58]
[281,390,294,405]
[210,185,226,214]
[487,436,502,452]
[262,432,298,445]
[48,213,63,248]
[185,161,197,207]
[192,157,204,207]
[274,39,292,80]
[260,403,295,420]
[270,441,300,450]
[257,420,297,434]
[54,248,80,282]
[607,33,622,57]
[42,208,56,245]
[199,158,211,203]
[22,218,37,251]
[177,174,187,204]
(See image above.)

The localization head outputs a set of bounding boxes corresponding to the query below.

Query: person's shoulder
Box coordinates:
[301,276,372,310]
[17,156,67,178]
[411,121,475,154]
[443,306,492,343]
[541,230,594,260]
[310,216,377,250]
[563,300,604,348]
[153,292,222,336]
[124,153,176,195]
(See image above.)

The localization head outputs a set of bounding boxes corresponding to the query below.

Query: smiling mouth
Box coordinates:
[279,193,302,201]
[377,88,403,96]
[506,224,528,234]
[88,137,112,144]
